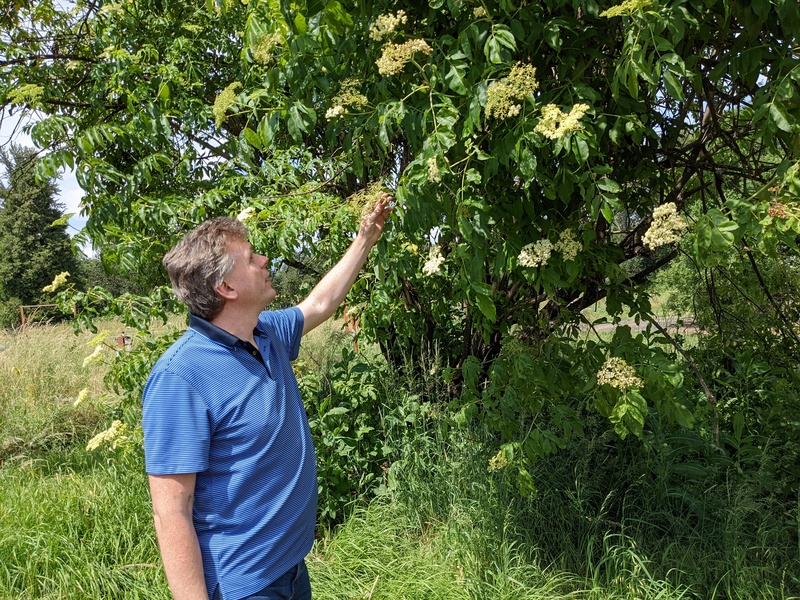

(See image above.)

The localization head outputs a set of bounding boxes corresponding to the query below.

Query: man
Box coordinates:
[142,194,393,600]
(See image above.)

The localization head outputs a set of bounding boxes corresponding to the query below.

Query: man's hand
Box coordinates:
[298,191,394,335]
[358,192,394,247]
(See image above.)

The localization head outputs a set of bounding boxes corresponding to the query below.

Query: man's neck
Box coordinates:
[210,308,260,346]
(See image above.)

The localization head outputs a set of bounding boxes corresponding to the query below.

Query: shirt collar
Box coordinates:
[189,313,264,348]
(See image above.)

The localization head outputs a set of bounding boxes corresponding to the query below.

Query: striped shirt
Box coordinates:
[142,308,316,600]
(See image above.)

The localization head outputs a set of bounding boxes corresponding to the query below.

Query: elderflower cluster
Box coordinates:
[473,6,487,17]
[600,0,652,18]
[534,103,590,139]
[82,345,105,368]
[213,82,242,128]
[86,420,131,452]
[86,330,111,348]
[347,181,386,217]
[325,79,369,120]
[74,388,90,407]
[252,32,282,65]
[376,39,432,76]
[554,229,582,261]
[325,105,346,119]
[485,63,539,120]
[487,449,509,472]
[8,84,44,106]
[369,10,408,41]
[98,2,125,17]
[237,206,256,222]
[42,271,70,293]
[642,202,688,249]
[427,156,442,183]
[422,245,445,276]
[596,357,643,391]
[768,201,788,218]
[518,239,553,268]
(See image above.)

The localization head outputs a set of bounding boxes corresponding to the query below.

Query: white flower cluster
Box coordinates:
[596,357,643,391]
[237,207,256,222]
[8,83,44,106]
[427,156,442,183]
[473,6,487,17]
[86,420,131,452]
[519,229,584,268]
[600,0,652,18]
[518,239,553,268]
[487,449,509,472]
[74,388,90,407]
[325,105,346,120]
[42,271,70,293]
[534,103,590,139]
[376,39,432,76]
[252,32,282,65]
[369,10,408,41]
[213,82,242,128]
[554,229,582,261]
[325,79,369,120]
[485,63,539,120]
[347,182,380,216]
[642,202,688,249]
[82,345,105,368]
[422,245,445,276]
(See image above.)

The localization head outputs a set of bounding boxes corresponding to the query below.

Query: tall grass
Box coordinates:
[1,321,798,599]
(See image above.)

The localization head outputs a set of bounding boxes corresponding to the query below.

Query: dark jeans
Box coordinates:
[213,560,311,600]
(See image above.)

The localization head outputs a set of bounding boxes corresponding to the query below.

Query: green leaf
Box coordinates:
[243,127,263,151]
[769,103,794,132]
[475,293,497,321]
[294,13,307,33]
[444,64,469,95]
[484,36,503,64]
[663,69,684,101]
[573,137,590,163]
[287,102,316,141]
[596,178,621,193]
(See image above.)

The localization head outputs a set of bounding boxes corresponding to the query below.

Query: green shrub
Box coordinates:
[0,297,22,329]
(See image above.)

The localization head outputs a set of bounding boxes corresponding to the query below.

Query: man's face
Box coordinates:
[221,238,277,309]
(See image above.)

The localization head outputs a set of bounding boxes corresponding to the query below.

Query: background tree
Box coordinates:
[2,0,799,478]
[0,145,77,326]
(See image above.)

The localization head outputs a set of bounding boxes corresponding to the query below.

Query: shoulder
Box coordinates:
[257,307,304,360]
[258,306,304,329]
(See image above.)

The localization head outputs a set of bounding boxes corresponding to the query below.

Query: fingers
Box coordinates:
[375,192,395,213]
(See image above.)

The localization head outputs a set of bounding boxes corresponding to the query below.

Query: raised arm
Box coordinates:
[298,193,393,335]
[148,473,208,600]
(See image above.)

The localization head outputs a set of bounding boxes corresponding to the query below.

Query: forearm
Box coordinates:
[299,234,373,333]
[298,192,392,334]
[149,473,207,600]
[153,510,207,600]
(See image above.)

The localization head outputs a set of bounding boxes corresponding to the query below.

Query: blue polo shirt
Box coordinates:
[142,308,316,600]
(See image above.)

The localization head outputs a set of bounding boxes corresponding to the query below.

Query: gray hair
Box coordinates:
[162,217,249,319]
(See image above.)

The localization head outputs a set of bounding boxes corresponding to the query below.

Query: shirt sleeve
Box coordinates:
[142,369,211,475]
[258,307,304,361]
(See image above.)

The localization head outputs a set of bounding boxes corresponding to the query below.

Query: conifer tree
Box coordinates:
[0,145,77,310]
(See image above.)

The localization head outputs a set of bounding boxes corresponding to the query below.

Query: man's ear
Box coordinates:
[216,280,238,301]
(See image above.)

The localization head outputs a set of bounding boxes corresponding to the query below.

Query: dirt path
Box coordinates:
[588,316,700,334]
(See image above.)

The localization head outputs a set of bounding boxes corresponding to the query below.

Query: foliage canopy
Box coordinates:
[3,0,800,475]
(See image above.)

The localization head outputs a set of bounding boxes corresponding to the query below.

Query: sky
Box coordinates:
[0,113,88,241]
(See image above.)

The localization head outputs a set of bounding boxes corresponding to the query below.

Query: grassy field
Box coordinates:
[1,320,798,599]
